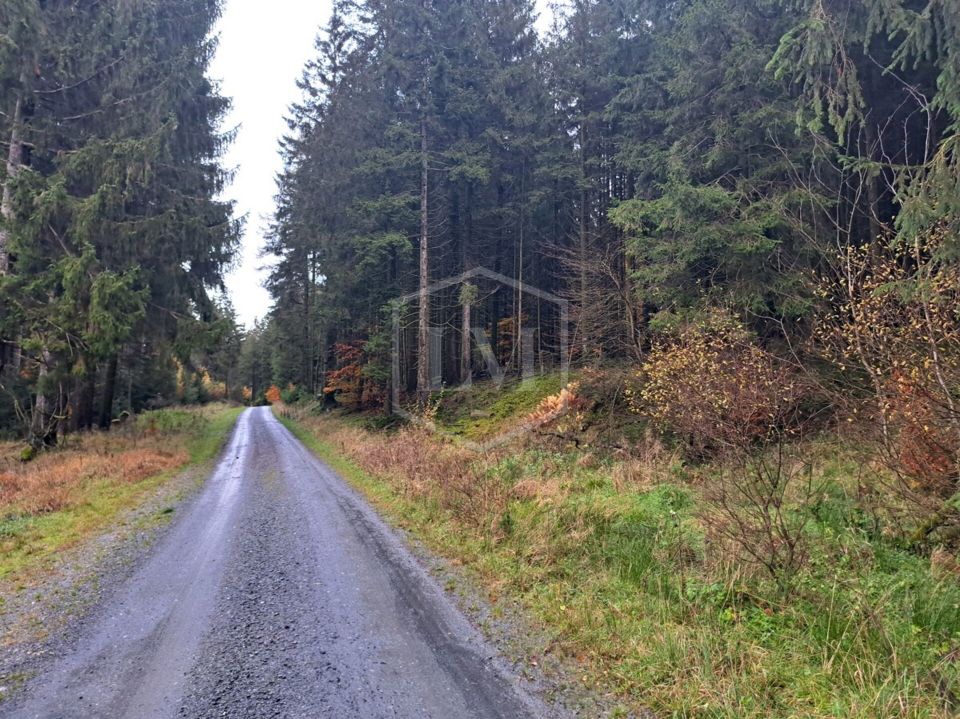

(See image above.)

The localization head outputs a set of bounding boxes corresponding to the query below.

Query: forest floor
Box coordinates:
[278,374,960,719]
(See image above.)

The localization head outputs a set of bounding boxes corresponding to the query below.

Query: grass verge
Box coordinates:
[0,404,242,583]
[280,407,960,719]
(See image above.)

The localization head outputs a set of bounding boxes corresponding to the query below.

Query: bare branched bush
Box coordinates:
[701,437,818,589]
[816,227,960,543]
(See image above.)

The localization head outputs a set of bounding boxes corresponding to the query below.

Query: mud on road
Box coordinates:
[7,407,558,719]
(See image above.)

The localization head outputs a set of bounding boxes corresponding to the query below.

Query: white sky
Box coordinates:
[212,1,555,328]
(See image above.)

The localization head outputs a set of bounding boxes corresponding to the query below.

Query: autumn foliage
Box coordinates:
[265,385,283,405]
[816,229,960,500]
[637,314,806,456]
[324,341,382,409]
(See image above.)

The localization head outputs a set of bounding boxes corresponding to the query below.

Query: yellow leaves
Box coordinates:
[636,317,803,452]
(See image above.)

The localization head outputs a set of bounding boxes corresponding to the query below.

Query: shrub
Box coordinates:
[264,385,283,405]
[323,341,366,409]
[701,437,819,590]
[815,228,960,541]
[636,314,818,590]
[280,383,306,405]
[637,313,806,457]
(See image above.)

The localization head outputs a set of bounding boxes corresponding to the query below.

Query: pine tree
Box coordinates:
[0,0,238,442]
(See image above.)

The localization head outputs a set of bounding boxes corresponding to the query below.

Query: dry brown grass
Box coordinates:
[0,413,207,518]
[610,431,677,493]
[0,447,186,515]
[297,414,512,526]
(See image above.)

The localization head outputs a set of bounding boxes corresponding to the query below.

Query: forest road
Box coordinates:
[9,407,552,719]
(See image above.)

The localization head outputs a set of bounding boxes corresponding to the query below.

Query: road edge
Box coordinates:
[0,406,243,706]
[276,409,639,719]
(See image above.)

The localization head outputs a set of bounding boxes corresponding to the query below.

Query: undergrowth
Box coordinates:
[432,373,569,441]
[0,404,241,582]
[281,405,960,718]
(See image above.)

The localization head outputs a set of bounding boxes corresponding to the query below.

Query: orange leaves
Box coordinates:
[323,341,369,409]
[265,385,283,405]
[888,372,958,495]
[526,384,581,427]
[815,228,960,497]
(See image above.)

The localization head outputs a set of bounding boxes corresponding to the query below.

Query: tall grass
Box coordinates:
[285,410,960,718]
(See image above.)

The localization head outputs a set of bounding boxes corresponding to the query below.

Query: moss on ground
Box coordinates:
[433,372,570,440]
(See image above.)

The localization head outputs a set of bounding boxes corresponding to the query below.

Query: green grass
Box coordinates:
[433,372,569,440]
[283,410,960,718]
[0,405,242,583]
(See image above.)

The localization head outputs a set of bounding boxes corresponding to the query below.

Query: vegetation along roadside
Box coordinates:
[0,404,242,584]
[277,377,960,719]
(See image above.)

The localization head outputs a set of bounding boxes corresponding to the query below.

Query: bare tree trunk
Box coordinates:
[0,90,23,276]
[460,186,472,384]
[416,116,430,406]
[1,90,24,372]
[302,250,312,390]
[31,348,57,446]
[515,159,525,374]
[461,299,472,384]
[579,121,589,360]
[863,122,884,246]
[73,357,97,432]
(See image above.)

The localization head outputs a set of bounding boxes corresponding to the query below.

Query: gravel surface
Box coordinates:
[6,407,560,719]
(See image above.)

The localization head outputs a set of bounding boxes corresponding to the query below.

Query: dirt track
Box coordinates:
[9,407,552,718]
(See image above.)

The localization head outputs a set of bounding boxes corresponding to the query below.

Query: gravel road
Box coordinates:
[9,407,554,719]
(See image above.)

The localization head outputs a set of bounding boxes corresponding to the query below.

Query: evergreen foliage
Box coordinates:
[0,0,239,442]
[258,0,960,406]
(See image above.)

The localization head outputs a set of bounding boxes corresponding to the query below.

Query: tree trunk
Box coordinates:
[460,185,473,384]
[0,89,23,276]
[73,358,97,432]
[31,349,57,447]
[98,354,119,429]
[579,119,589,359]
[461,299,472,384]
[416,116,430,405]
[302,250,312,390]
[1,89,24,372]
[515,158,526,374]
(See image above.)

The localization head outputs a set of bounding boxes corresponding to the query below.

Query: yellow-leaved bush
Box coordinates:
[636,313,805,456]
[816,226,960,501]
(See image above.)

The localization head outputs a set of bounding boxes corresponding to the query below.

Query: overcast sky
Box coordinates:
[212,1,554,328]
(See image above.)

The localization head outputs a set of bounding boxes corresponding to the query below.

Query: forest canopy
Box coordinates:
[252,0,960,412]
